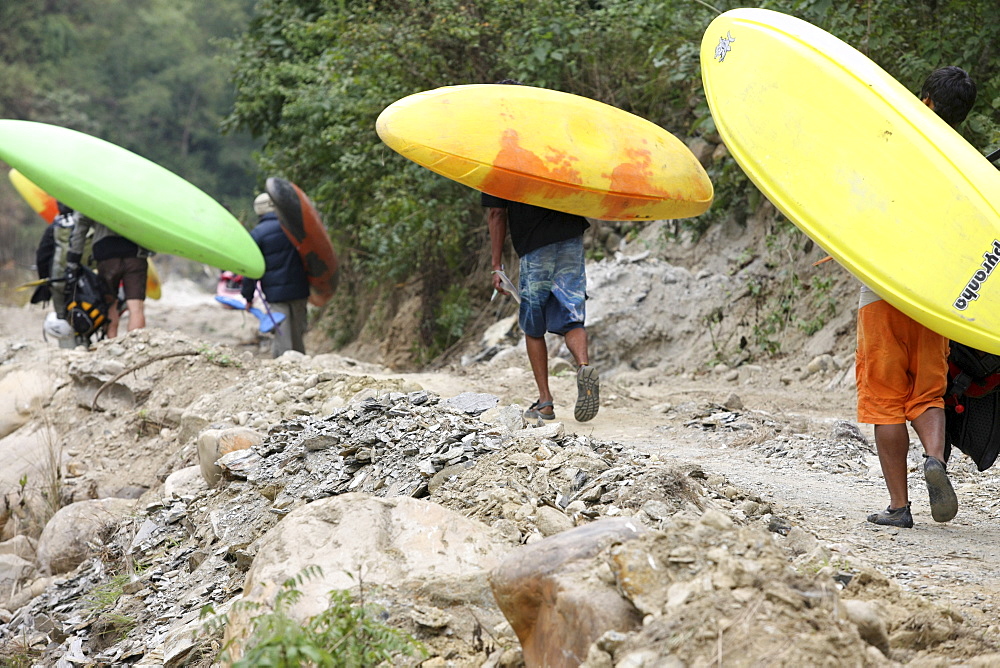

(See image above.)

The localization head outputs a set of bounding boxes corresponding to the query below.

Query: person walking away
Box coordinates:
[41,203,95,347]
[241,192,310,357]
[861,65,977,528]
[482,84,600,423]
[65,214,149,337]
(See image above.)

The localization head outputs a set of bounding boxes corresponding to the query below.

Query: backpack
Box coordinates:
[944,340,1000,471]
[65,266,111,339]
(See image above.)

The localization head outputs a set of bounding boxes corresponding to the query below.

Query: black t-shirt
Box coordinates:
[93,235,141,262]
[481,192,588,257]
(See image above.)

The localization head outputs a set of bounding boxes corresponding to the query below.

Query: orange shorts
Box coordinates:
[856,300,947,424]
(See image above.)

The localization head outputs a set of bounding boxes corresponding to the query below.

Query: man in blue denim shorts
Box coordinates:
[484,192,600,422]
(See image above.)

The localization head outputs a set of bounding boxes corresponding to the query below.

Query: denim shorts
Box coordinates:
[518,236,586,338]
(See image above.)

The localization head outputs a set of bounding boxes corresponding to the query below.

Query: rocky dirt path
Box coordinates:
[404,362,1000,642]
[5,275,1000,646]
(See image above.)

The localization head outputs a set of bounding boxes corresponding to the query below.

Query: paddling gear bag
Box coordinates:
[944,341,1000,471]
[65,266,110,338]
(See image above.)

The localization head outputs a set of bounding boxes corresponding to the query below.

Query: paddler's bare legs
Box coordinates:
[565,326,589,367]
[526,335,553,416]
[526,327,591,418]
[873,423,912,509]
[125,299,146,332]
[106,298,146,338]
[874,407,947,510]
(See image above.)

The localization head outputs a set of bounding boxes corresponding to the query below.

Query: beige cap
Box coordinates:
[253,192,275,216]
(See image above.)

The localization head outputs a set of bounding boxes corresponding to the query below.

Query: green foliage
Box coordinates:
[222,0,998,356]
[81,573,137,641]
[198,345,243,368]
[215,567,424,667]
[797,275,838,336]
[0,0,261,210]
[6,0,995,351]
[434,286,474,352]
[788,0,1000,151]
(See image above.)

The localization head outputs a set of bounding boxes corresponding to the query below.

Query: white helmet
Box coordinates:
[253,192,275,216]
[44,312,75,339]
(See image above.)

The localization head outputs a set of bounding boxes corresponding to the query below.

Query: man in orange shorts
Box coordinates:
[859,66,977,528]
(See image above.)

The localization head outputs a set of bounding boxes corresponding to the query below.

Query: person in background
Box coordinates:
[241,192,310,357]
[38,203,94,347]
[861,65,977,529]
[65,214,149,337]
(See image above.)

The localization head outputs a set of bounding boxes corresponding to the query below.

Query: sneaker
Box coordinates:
[867,504,913,528]
[923,456,958,523]
[574,365,600,422]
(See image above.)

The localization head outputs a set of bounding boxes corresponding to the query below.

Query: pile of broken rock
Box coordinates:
[0,331,995,666]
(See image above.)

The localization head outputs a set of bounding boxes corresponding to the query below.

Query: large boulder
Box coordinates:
[0,366,60,438]
[0,424,60,539]
[225,493,511,659]
[0,554,36,607]
[489,518,647,668]
[0,424,59,494]
[36,498,136,574]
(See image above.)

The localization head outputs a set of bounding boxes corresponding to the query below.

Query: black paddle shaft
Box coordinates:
[988,147,1000,169]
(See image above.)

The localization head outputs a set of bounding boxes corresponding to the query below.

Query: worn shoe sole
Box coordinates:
[924,457,958,523]
[574,366,600,422]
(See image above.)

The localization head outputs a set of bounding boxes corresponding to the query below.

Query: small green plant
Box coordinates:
[136,408,165,436]
[199,346,242,368]
[83,573,130,610]
[746,276,795,356]
[796,275,838,335]
[34,416,64,530]
[213,567,425,667]
[81,573,137,640]
[798,555,853,576]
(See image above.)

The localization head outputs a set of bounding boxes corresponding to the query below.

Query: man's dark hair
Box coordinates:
[920,66,977,126]
[496,79,523,85]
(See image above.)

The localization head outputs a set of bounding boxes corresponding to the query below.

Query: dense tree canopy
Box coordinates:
[2,0,996,353]
[224,0,998,353]
[0,0,260,212]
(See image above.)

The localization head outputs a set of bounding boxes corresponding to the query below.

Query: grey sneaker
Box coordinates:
[867,504,913,528]
[923,456,958,522]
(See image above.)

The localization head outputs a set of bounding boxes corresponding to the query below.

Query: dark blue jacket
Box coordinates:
[241,213,310,304]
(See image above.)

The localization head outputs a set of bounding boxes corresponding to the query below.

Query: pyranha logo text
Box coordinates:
[714,31,736,62]
[954,239,1000,311]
